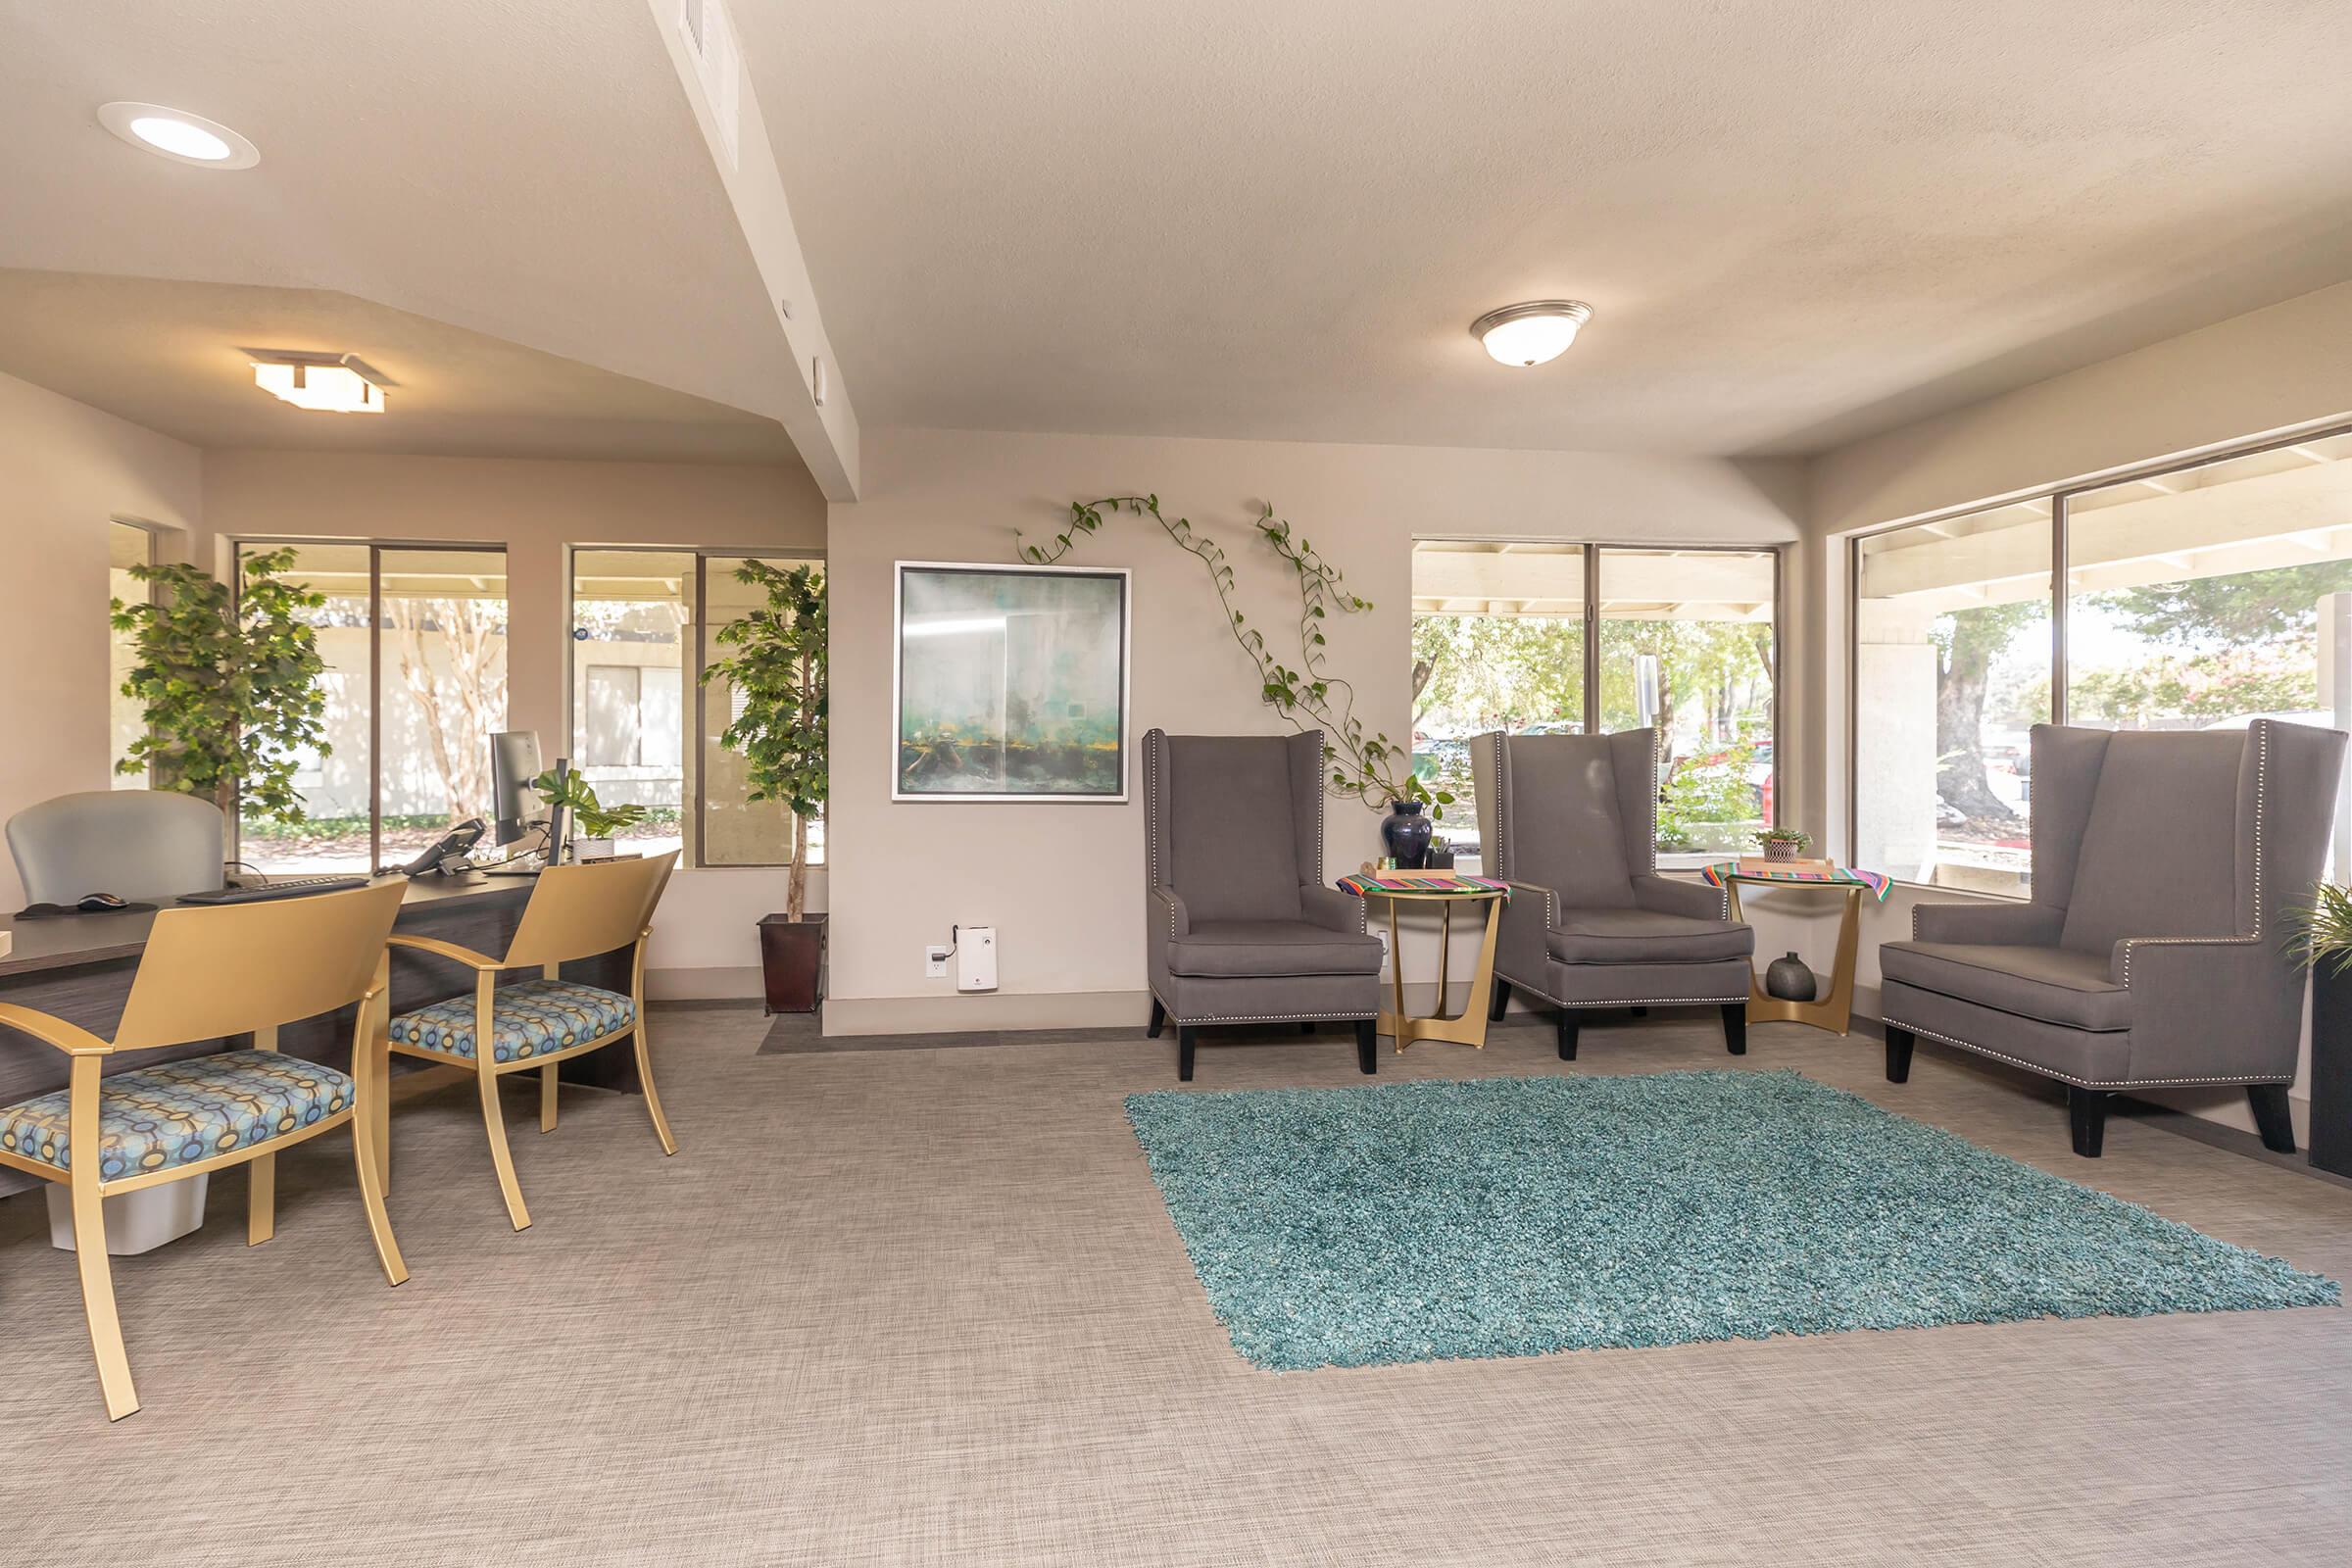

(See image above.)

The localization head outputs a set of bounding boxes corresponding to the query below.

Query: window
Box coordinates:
[1848,423,2352,893]
[107,522,155,788]
[1411,542,1780,869]
[1853,502,2052,894]
[568,549,821,866]
[237,542,508,874]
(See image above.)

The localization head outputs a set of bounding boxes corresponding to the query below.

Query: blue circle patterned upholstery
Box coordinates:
[0,1052,354,1180]
[387,978,636,1064]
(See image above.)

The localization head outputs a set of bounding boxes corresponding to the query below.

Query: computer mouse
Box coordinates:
[77,892,130,912]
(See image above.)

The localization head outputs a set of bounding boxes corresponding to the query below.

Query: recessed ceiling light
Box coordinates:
[246,352,390,415]
[1470,301,1593,368]
[98,102,260,170]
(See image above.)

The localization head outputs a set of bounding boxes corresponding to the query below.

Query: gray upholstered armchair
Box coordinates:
[1472,729,1754,1060]
[1143,729,1384,1081]
[1881,719,2346,1157]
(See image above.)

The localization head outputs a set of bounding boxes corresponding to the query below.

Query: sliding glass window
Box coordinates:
[1849,422,2352,894]
[1410,542,1781,869]
[568,549,823,867]
[235,542,507,875]
[107,521,155,789]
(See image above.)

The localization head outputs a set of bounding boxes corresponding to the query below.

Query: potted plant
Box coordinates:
[531,769,648,860]
[1752,825,1812,863]
[2294,883,2352,1175]
[702,561,827,1011]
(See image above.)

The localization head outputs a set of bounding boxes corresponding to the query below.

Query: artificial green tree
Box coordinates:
[111,547,330,827]
[702,561,827,919]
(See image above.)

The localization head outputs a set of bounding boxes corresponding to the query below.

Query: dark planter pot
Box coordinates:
[758,912,828,1014]
[1764,952,1817,1003]
[2312,964,2352,1176]
[1382,800,1435,869]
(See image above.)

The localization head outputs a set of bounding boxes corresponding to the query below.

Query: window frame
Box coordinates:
[1410,539,1787,860]
[564,545,825,870]
[229,535,508,873]
[1842,416,2352,895]
[107,519,160,788]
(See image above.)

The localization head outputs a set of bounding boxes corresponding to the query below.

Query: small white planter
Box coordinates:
[572,837,614,861]
[47,1174,211,1254]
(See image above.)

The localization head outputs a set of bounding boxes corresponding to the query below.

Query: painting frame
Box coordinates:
[891,561,1134,804]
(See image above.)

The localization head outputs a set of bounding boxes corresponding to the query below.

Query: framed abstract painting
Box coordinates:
[892,562,1132,802]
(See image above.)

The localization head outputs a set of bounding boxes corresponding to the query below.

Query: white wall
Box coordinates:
[0,371,204,909]
[1809,278,2352,1139]
[824,426,1807,1034]
[201,451,829,991]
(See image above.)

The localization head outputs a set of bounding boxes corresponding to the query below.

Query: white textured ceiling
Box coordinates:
[0,270,797,462]
[743,0,2352,455]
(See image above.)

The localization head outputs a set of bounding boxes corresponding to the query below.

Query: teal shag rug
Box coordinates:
[1122,1071,2338,1371]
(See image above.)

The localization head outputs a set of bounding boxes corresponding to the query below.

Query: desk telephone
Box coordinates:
[393,817,486,877]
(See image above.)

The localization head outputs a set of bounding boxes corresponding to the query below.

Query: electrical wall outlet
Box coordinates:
[924,944,951,979]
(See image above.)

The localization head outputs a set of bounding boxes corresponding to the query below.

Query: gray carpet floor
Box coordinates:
[2,1007,2347,1566]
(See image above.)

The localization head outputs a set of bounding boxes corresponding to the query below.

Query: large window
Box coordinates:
[1412,541,1780,867]
[1849,424,2352,894]
[568,549,822,867]
[108,521,155,788]
[237,542,508,875]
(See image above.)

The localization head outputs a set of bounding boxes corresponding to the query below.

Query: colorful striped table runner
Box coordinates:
[1700,862,1892,902]
[1336,873,1511,899]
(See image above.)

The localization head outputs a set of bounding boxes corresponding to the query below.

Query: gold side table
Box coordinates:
[1348,881,1508,1052]
[1718,874,1869,1036]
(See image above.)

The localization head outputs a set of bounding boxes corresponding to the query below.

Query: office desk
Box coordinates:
[0,875,639,1200]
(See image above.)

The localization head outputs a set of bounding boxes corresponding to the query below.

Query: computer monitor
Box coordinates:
[489,730,546,847]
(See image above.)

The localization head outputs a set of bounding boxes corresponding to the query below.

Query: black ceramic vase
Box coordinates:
[1383,800,1434,868]
[1764,951,1817,1003]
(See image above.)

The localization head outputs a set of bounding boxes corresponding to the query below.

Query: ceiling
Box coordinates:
[0,270,796,462]
[744,0,2352,456]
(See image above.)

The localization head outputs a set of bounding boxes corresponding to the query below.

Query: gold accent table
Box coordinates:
[1717,871,1873,1036]
[1345,874,1508,1053]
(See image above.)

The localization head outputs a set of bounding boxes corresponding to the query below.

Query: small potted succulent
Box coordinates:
[533,770,649,861]
[1752,825,1813,863]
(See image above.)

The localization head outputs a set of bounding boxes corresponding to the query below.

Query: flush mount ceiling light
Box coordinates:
[1470,301,1593,368]
[98,102,261,169]
[244,351,392,414]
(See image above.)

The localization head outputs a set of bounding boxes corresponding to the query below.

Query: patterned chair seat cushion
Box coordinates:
[388,978,636,1064]
[0,1052,355,1180]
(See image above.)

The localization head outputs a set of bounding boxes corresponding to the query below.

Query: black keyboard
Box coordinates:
[178,875,370,906]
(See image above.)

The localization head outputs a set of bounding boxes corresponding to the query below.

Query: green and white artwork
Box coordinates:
[893,564,1130,800]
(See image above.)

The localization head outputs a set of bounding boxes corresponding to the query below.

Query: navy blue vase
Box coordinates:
[1383,800,1435,868]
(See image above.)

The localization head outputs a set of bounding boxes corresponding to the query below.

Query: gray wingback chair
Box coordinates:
[7,790,226,906]
[1473,729,1754,1060]
[1143,728,1384,1081]
[1881,719,2346,1157]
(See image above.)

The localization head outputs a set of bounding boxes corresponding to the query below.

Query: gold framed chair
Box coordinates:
[0,879,410,1421]
[384,852,678,1232]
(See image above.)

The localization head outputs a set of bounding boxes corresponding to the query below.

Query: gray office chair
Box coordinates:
[1880,719,2346,1157]
[6,790,227,906]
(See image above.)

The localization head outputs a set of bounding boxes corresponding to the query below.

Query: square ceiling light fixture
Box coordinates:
[244,350,392,414]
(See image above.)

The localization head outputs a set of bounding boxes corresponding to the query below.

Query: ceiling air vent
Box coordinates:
[677,0,742,169]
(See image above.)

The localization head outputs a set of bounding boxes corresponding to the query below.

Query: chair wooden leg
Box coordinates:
[247,1153,276,1246]
[539,1063,559,1134]
[1885,1025,1915,1084]
[2247,1084,2297,1153]
[1299,1020,1317,1033]
[1721,1003,1746,1056]
[2069,1086,2112,1158]
[1147,997,1166,1039]
[1557,1011,1579,1062]
[1355,1019,1377,1075]
[476,1066,533,1231]
[1178,1025,1198,1082]
[1489,978,1511,1022]
[1631,1005,1648,1017]
[68,1176,140,1421]
[351,1114,410,1287]
[633,1025,679,1156]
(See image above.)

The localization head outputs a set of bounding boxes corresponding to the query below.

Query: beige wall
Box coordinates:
[1807,279,2352,1139]
[824,425,1805,1033]
[0,370,203,908]
[198,450,830,987]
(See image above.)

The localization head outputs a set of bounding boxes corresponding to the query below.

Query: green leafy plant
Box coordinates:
[701,561,827,920]
[2289,882,2352,975]
[531,769,649,842]
[111,548,330,825]
[1753,826,1812,850]
[1022,496,1453,818]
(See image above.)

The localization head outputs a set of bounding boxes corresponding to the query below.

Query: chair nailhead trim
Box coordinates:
[1497,972,1747,1010]
[1152,989,1370,1027]
[1881,1015,2288,1089]
[2119,721,2269,987]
